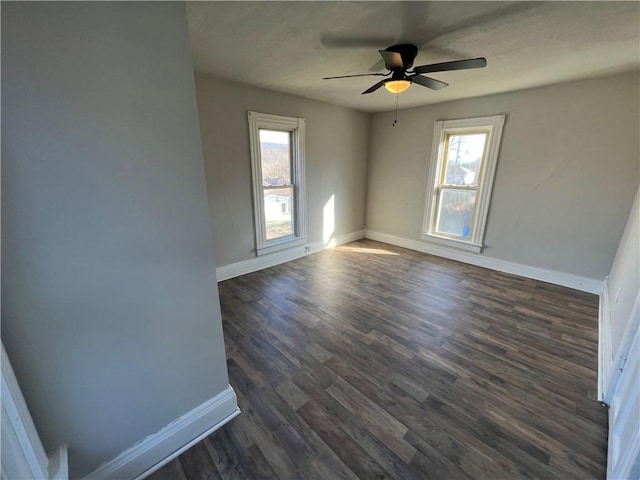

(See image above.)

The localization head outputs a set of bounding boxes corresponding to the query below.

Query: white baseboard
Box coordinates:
[84,386,240,480]
[364,230,604,294]
[216,230,365,282]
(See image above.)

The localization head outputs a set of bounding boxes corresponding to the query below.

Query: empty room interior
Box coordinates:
[2,2,640,480]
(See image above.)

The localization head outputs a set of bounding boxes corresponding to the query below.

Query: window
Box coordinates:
[422,115,505,253]
[248,111,306,255]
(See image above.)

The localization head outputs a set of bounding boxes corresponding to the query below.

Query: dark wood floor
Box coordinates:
[149,239,607,480]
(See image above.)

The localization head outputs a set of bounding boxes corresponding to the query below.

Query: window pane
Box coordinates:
[443,133,486,187]
[264,187,293,240]
[436,188,476,239]
[259,129,291,186]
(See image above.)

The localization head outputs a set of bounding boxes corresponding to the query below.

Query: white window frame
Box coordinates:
[248,111,306,256]
[422,115,505,253]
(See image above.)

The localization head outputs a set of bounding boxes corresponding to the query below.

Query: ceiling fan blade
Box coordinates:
[413,3,537,51]
[414,57,487,74]
[323,73,388,80]
[378,50,404,69]
[409,75,448,90]
[362,79,388,95]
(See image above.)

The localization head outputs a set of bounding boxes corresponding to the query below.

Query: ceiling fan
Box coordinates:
[323,44,487,95]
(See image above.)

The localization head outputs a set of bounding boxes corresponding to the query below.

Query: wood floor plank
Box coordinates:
[290,364,421,480]
[245,387,359,480]
[148,460,188,480]
[325,378,416,464]
[176,442,223,480]
[232,390,299,480]
[482,401,605,479]
[403,430,476,480]
[203,434,251,480]
[338,417,424,480]
[241,444,279,480]
[274,379,309,411]
[296,400,392,480]
[148,239,606,480]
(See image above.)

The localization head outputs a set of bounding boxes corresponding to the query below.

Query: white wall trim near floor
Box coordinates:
[364,230,604,294]
[83,386,240,480]
[215,230,365,282]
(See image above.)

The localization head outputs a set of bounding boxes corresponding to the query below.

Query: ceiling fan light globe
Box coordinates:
[384,80,411,94]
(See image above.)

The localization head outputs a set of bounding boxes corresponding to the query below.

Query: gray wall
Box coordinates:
[1,2,229,477]
[366,72,639,280]
[194,73,369,267]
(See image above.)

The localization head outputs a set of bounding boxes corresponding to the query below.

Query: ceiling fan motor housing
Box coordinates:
[385,44,419,70]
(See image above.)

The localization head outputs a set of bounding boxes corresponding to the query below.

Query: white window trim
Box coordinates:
[248,111,306,256]
[421,115,505,254]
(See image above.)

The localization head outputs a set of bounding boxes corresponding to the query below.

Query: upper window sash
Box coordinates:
[438,130,489,188]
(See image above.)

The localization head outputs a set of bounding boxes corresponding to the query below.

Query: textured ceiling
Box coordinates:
[186,1,640,113]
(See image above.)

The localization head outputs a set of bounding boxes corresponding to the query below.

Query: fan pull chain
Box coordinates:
[392,91,399,127]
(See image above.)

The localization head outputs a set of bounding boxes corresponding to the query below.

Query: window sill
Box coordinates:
[421,233,483,253]
[256,236,307,256]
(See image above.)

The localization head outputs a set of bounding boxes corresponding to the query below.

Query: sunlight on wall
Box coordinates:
[323,194,335,245]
